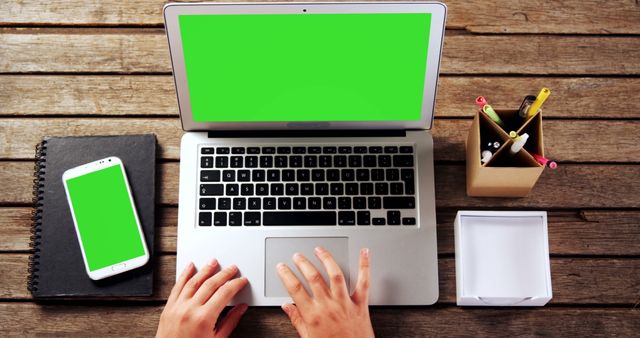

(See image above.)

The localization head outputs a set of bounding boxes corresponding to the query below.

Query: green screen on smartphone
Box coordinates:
[178,13,432,122]
[66,164,145,271]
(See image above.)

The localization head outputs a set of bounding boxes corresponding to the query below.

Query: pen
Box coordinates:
[481,150,493,164]
[527,87,551,118]
[475,96,488,109]
[518,95,537,119]
[482,104,506,128]
[509,131,518,139]
[509,133,529,155]
[532,153,558,169]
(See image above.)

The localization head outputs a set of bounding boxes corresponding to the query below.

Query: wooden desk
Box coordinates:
[1,1,639,336]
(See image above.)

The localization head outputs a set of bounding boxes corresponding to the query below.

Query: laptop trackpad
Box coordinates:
[265,237,349,298]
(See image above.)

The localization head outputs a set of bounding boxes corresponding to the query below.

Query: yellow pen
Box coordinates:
[527,87,551,118]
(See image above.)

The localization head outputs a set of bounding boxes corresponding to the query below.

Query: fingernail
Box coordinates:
[362,248,369,258]
[185,262,194,271]
[227,264,238,272]
[208,258,218,267]
[240,303,249,314]
[281,303,289,313]
[293,252,302,260]
[277,262,286,270]
[314,246,325,254]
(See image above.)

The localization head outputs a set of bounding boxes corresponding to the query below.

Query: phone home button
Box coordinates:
[111,263,127,271]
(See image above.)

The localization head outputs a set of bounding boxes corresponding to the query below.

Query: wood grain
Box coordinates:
[1,118,639,162]
[2,31,640,75]
[1,0,639,35]
[3,208,640,256]
[2,161,639,208]
[3,75,640,119]
[2,254,639,305]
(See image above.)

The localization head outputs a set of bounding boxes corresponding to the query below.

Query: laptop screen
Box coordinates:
[178,13,432,123]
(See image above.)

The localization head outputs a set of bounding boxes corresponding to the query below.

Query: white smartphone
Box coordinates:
[62,156,150,280]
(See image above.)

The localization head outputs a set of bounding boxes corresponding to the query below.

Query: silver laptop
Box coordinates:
[164,2,446,306]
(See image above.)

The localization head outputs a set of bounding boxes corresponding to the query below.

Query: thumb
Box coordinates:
[281,303,307,338]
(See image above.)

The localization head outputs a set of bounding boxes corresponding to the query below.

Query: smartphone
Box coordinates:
[62,156,149,280]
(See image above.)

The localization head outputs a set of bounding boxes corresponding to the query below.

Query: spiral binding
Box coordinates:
[27,140,47,294]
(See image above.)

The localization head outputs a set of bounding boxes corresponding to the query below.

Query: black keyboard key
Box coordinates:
[356,169,369,181]
[247,147,260,154]
[334,155,347,167]
[293,147,306,154]
[267,169,280,182]
[323,197,336,209]
[201,184,223,196]
[345,183,359,195]
[216,147,230,154]
[218,198,231,210]
[233,198,246,210]
[372,217,386,225]
[353,197,366,209]
[312,169,325,181]
[252,170,266,182]
[201,147,215,154]
[245,156,258,168]
[235,170,248,182]
[264,211,336,225]
[278,197,292,210]
[360,183,374,195]
[200,198,216,210]
[240,184,253,196]
[215,157,228,168]
[349,155,362,167]
[401,168,415,181]
[260,156,273,168]
[214,212,227,226]
[384,146,398,153]
[357,211,371,225]
[375,183,389,195]
[386,169,400,181]
[277,146,291,154]
[262,147,275,154]
[338,146,352,154]
[256,184,269,196]
[371,169,384,181]
[201,156,214,168]
[297,169,310,181]
[282,170,295,182]
[308,146,322,154]
[290,156,303,168]
[226,184,239,196]
[330,183,344,195]
[232,147,245,154]
[323,146,337,154]
[264,197,276,209]
[405,181,415,195]
[275,156,288,168]
[383,197,416,209]
[354,146,367,153]
[368,197,382,209]
[301,183,314,195]
[222,170,235,182]
[244,212,261,226]
[199,212,212,226]
[293,197,306,209]
[338,197,351,209]
[316,183,329,195]
[308,197,321,209]
[327,169,340,181]
[390,183,404,195]
[369,146,382,153]
[248,197,261,210]
[286,183,299,196]
[304,155,318,168]
[403,217,416,225]
[338,211,356,226]
[400,146,414,153]
[341,169,355,181]
[363,155,377,167]
[271,183,284,195]
[378,155,392,167]
[387,211,401,225]
[229,212,242,226]
[200,170,220,182]
[393,155,414,167]
[319,156,332,168]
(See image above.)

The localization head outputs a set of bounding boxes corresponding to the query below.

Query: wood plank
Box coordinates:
[1,0,639,35]
[3,76,640,119]
[2,254,639,305]
[2,31,640,74]
[1,118,639,162]
[2,161,640,208]
[4,208,640,256]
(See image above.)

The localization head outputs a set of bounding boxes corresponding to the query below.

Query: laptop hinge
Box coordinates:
[207,129,406,138]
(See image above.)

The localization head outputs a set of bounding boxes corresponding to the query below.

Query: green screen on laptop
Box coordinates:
[178,13,432,122]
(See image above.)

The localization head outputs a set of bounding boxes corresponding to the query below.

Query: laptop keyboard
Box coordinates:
[197,144,417,227]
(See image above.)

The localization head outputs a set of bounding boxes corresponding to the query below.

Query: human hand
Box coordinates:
[277,247,374,338]
[156,259,249,338]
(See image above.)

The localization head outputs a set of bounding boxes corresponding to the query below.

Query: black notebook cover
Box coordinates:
[28,135,156,298]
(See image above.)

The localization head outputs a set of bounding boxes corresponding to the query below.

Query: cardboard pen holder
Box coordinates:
[466,109,545,197]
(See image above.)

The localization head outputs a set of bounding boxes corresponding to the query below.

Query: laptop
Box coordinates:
[164,2,446,306]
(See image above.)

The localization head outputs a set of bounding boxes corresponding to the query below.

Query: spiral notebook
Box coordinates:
[28,135,156,298]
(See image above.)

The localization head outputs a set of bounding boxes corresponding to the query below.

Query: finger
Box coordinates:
[215,303,248,338]
[352,248,370,305]
[167,262,195,305]
[276,263,312,307]
[292,252,330,299]
[180,258,219,299]
[204,277,249,318]
[193,265,239,304]
[281,303,308,338]
[314,246,349,300]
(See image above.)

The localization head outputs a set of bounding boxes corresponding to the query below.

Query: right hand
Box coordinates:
[276,247,374,338]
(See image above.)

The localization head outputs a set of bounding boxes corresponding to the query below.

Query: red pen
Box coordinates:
[475,96,488,109]
[532,154,557,169]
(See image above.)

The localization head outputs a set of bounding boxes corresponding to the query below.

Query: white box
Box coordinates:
[454,211,552,306]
